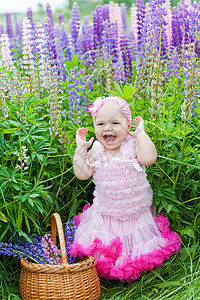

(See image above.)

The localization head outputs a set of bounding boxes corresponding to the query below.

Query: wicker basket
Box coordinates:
[20,213,101,300]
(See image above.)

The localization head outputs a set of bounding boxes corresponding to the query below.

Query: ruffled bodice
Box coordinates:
[91,135,153,221]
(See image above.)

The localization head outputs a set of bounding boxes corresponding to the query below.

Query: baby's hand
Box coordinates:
[129,116,145,138]
[76,127,94,149]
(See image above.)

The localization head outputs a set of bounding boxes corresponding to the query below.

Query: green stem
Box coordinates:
[56,157,67,198]
[173,122,188,191]
[18,131,23,194]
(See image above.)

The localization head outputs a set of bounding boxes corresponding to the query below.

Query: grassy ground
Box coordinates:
[1,242,200,300]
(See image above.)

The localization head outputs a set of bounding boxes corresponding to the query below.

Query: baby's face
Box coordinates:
[94,101,130,151]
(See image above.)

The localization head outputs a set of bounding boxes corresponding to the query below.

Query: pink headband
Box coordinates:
[88,96,132,126]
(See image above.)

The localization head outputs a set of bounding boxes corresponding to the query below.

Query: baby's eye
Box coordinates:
[97,123,104,126]
[113,122,119,125]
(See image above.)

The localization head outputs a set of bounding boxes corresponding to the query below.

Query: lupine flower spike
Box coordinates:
[65,220,77,264]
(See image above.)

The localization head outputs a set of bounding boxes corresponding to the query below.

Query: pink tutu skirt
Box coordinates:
[70,204,181,282]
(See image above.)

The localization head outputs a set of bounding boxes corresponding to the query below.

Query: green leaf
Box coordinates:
[3,128,17,134]
[22,193,29,202]
[0,211,7,222]
[16,213,22,230]
[68,190,77,220]
[24,212,30,233]
[0,181,9,189]
[28,197,34,206]
[11,183,20,191]
[166,204,173,213]
[36,154,47,165]
[181,226,195,238]
[18,230,34,243]
[29,193,39,198]
[7,120,27,133]
[161,198,169,211]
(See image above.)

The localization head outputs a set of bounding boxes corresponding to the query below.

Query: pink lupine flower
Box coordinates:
[22,18,35,93]
[163,0,172,47]
[35,22,52,91]
[109,2,123,48]
[1,34,15,71]
[41,234,61,265]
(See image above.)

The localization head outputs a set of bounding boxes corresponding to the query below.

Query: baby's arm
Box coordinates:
[130,117,157,166]
[73,128,94,180]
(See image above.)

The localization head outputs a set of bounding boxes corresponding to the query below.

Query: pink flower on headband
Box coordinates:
[87,97,104,118]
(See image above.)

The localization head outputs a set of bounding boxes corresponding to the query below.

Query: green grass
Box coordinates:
[1,242,200,300]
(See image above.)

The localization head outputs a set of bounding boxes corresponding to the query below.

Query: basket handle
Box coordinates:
[51,213,69,265]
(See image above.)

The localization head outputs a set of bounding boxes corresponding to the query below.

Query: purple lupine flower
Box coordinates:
[166,48,181,78]
[138,0,168,61]
[192,101,197,117]
[14,14,18,35]
[0,237,51,264]
[46,3,54,26]
[181,52,199,122]
[45,16,58,63]
[130,4,138,48]
[6,13,13,38]
[58,23,73,62]
[189,2,200,56]
[127,30,137,61]
[102,20,119,65]
[119,36,133,83]
[65,220,77,264]
[0,24,4,38]
[15,18,23,44]
[137,5,151,62]
[171,7,180,52]
[56,25,68,81]
[101,19,119,89]
[192,102,197,109]
[149,0,168,59]
[81,16,94,66]
[120,3,128,35]
[187,4,198,45]
[114,59,126,84]
[41,234,61,265]
[171,2,190,54]
[27,7,35,31]
[9,37,21,62]
[67,67,93,123]
[102,4,110,21]
[57,23,73,80]
[92,5,110,51]
[58,13,65,25]
[70,2,81,54]
[136,0,146,48]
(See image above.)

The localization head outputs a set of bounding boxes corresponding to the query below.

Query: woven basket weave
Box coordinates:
[19,213,101,300]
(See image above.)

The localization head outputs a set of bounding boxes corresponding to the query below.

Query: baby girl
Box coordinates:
[70,96,181,282]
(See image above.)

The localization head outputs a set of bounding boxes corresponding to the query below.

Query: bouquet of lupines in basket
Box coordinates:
[0,221,77,264]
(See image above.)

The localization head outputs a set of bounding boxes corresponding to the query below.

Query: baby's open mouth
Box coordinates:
[103,134,116,144]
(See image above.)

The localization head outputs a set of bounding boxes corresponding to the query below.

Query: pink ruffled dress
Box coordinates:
[70,135,181,282]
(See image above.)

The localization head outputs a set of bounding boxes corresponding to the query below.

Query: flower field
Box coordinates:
[0,0,199,299]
